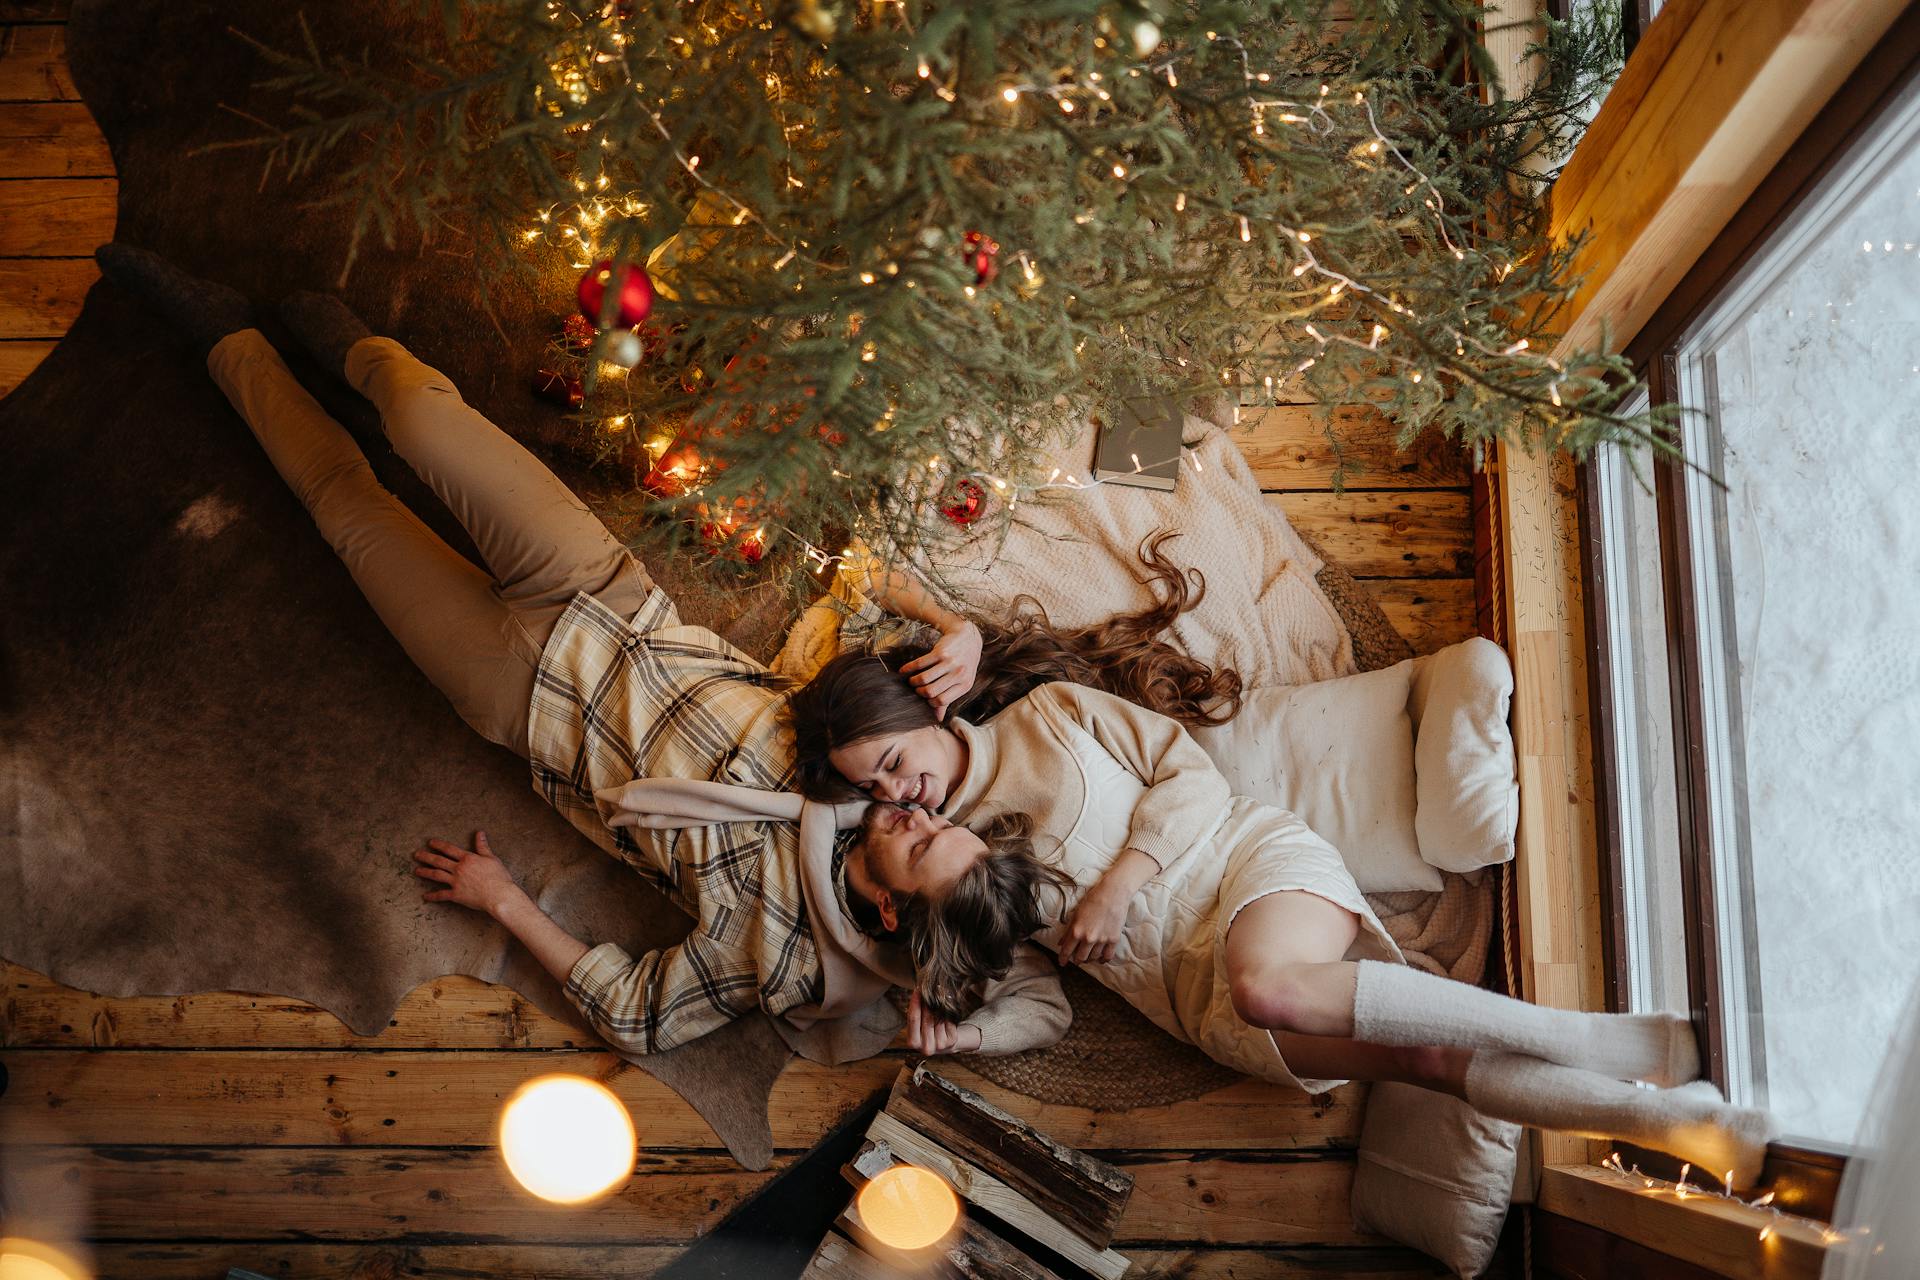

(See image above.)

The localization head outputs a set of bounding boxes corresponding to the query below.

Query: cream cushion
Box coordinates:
[1351,1081,1520,1277]
[1407,638,1519,874]
[1190,664,1439,893]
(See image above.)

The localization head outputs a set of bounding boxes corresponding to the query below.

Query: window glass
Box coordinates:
[1594,427,1691,1019]
[1668,84,1920,1145]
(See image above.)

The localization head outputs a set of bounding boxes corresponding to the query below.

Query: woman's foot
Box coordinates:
[279,292,373,381]
[94,243,252,357]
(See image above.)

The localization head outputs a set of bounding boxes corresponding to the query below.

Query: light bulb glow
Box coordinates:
[0,1239,88,1280]
[498,1075,636,1204]
[858,1166,961,1251]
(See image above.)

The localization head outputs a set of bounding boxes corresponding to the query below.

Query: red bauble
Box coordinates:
[576,259,655,328]
[938,477,987,525]
[699,519,766,563]
[561,312,596,352]
[531,367,584,408]
[962,231,1000,286]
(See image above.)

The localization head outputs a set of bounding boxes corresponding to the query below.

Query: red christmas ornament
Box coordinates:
[938,477,987,525]
[698,504,767,563]
[531,367,584,409]
[962,231,1000,286]
[576,259,655,329]
[561,313,596,352]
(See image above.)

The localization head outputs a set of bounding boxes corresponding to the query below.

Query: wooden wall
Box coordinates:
[0,2,1479,1275]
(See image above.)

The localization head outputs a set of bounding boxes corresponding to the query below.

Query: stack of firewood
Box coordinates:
[803,1065,1137,1280]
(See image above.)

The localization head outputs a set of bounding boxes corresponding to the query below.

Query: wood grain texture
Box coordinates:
[1273,490,1474,578]
[1233,404,1470,490]
[0,338,57,394]
[890,1065,1133,1249]
[0,99,111,174]
[1362,576,1476,656]
[1493,443,1607,1174]
[0,178,117,254]
[864,1111,1131,1278]
[839,1165,1069,1280]
[0,256,96,336]
[4,1144,1368,1248]
[82,1242,1450,1280]
[0,23,77,99]
[1550,0,1910,353]
[0,1049,898,1149]
[1538,1165,1830,1279]
[803,1231,921,1280]
[7,1146,792,1244]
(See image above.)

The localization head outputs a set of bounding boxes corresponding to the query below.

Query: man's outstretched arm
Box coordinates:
[412,832,741,1054]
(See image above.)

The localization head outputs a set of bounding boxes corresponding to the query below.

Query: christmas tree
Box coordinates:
[247,0,1653,584]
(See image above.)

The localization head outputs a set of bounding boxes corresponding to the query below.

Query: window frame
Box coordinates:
[1577,0,1920,1215]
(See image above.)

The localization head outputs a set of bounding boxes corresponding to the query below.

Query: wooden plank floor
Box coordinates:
[0,7,1473,1278]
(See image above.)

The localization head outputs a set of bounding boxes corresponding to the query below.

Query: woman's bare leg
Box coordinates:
[1222,889,1366,1038]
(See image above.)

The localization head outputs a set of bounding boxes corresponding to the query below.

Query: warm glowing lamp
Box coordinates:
[497,1075,636,1204]
[857,1164,961,1251]
[0,1239,89,1280]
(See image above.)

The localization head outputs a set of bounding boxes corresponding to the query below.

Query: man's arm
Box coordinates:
[413,833,741,1055]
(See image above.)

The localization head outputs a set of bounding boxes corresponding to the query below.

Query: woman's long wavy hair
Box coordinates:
[789,530,1242,804]
[888,811,1076,1023]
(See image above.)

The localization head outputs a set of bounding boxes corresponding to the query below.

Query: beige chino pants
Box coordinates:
[206,330,654,754]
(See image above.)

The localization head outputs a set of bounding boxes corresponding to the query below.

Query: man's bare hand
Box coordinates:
[412,831,524,918]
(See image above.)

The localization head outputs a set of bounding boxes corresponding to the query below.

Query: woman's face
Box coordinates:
[829,724,966,811]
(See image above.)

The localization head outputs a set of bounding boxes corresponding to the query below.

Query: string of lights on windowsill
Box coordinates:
[1595,1150,1869,1254]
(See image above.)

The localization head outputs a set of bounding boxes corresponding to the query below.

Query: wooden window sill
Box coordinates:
[1538,1162,1837,1280]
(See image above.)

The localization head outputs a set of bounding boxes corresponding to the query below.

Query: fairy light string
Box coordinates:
[1596,1151,1858,1250]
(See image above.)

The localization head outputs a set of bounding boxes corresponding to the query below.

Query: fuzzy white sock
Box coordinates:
[1352,960,1700,1085]
[1465,1053,1773,1187]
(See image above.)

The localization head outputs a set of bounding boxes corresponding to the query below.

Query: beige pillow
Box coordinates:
[1407,638,1518,874]
[1191,666,1440,893]
[1351,1081,1519,1277]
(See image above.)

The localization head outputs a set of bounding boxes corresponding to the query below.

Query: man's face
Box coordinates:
[846,803,987,932]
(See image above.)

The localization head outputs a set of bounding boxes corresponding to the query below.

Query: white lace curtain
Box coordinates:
[1824,970,1920,1278]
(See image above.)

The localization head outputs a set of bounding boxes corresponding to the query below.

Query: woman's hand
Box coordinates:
[900,619,982,720]
[906,988,985,1055]
[412,831,525,918]
[1059,884,1128,966]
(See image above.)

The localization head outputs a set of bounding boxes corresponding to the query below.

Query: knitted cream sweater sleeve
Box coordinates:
[962,943,1072,1054]
[1031,681,1232,874]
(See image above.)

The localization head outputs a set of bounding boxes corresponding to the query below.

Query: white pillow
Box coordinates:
[1407,638,1518,874]
[1351,1081,1519,1277]
[1191,665,1441,893]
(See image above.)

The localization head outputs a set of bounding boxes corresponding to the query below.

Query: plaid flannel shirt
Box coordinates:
[527,588,825,1055]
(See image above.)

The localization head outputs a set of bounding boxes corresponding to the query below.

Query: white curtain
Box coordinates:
[1824,971,1920,1278]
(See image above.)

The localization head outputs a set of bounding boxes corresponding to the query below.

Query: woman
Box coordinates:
[91,243,1070,1061]
[791,643,1777,1185]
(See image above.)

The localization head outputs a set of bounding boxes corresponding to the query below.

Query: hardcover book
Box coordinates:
[1092,383,1185,491]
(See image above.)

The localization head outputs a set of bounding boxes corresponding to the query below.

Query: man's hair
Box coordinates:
[788,530,1242,802]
